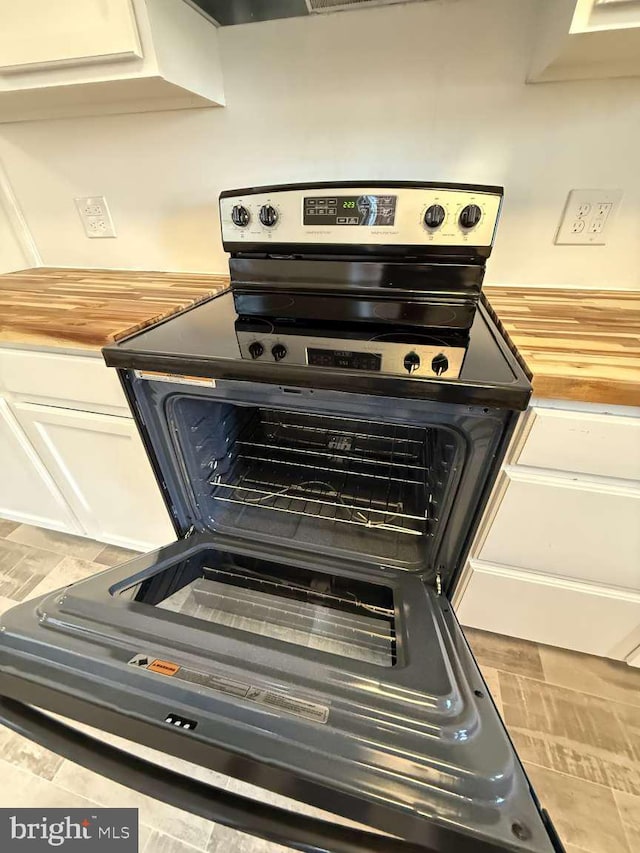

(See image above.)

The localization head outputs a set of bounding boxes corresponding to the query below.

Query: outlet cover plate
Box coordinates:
[75,196,116,239]
[555,189,622,245]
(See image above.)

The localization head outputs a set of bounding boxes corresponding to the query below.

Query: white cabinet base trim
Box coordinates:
[456,559,640,662]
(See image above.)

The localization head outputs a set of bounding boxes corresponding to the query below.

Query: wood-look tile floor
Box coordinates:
[0,521,638,853]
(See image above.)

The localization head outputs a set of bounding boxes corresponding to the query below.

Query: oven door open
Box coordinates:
[0,532,559,853]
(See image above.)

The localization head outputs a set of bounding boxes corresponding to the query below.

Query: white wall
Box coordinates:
[0,206,26,273]
[0,162,30,273]
[0,0,638,288]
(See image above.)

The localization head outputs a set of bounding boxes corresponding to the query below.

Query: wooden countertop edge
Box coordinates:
[530,376,638,408]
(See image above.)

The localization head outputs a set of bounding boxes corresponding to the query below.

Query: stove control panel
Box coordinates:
[236,331,466,379]
[220,183,502,250]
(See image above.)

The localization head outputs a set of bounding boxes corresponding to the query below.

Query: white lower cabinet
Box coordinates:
[456,400,640,664]
[513,405,640,481]
[13,401,174,551]
[477,470,640,590]
[0,396,79,532]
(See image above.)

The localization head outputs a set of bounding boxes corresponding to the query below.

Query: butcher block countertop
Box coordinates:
[0,268,637,408]
[484,286,640,408]
[0,268,228,349]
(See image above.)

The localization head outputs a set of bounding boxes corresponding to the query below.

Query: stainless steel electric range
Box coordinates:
[0,183,564,853]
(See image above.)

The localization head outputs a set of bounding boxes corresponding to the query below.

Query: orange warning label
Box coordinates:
[148,659,180,676]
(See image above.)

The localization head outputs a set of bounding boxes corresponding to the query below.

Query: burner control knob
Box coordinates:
[424,204,446,229]
[259,204,278,227]
[248,341,264,360]
[403,351,421,374]
[459,204,482,229]
[272,343,287,362]
[231,204,250,227]
[431,353,449,376]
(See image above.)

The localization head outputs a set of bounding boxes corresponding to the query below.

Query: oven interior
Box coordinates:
[117,546,397,668]
[168,396,460,571]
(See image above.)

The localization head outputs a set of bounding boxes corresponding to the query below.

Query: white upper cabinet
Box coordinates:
[529,0,640,82]
[0,0,224,122]
[0,0,143,73]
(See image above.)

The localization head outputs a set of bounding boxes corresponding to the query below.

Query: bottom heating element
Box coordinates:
[156,566,396,667]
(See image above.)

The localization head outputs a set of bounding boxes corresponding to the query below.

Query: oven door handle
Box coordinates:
[0,696,507,853]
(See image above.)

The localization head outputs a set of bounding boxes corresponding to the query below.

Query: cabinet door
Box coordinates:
[514,406,640,481]
[0,0,141,74]
[0,398,78,532]
[13,402,174,551]
[477,469,640,591]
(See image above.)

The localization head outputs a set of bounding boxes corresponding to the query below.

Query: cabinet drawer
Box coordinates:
[0,348,129,415]
[456,561,640,660]
[515,406,640,480]
[478,471,640,590]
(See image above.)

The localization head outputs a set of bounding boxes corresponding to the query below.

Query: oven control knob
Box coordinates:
[248,341,264,359]
[259,204,278,227]
[403,351,421,374]
[271,343,287,362]
[231,204,250,227]
[431,353,449,376]
[459,204,482,229]
[424,204,446,229]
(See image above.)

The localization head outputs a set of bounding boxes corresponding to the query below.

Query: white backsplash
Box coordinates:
[0,0,638,288]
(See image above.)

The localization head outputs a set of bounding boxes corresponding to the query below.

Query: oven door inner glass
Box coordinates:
[119,551,396,667]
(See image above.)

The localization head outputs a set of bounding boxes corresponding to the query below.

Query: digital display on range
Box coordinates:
[303,195,397,226]
[307,349,382,371]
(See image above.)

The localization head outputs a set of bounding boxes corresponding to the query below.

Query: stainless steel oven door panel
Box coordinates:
[0,533,555,852]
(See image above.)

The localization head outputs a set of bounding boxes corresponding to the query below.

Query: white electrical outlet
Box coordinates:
[75,196,116,239]
[555,189,622,245]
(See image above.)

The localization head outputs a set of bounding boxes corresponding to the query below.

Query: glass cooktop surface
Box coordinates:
[104,291,531,409]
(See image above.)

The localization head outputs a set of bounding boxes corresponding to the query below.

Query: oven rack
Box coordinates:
[246,410,428,468]
[211,456,427,536]
[233,445,427,485]
[203,566,395,620]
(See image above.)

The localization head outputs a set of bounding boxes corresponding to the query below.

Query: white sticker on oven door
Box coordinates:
[135,370,215,387]
[128,653,329,724]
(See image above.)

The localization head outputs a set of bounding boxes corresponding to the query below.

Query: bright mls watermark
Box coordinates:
[0,809,138,851]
